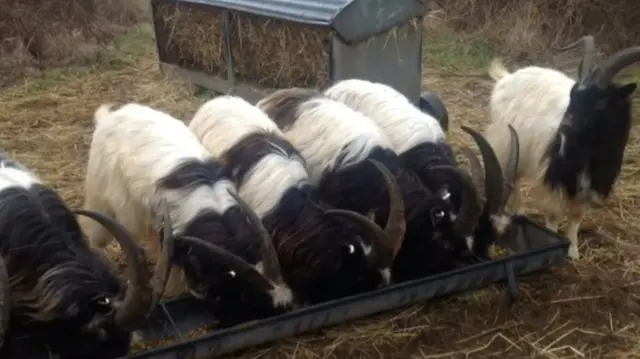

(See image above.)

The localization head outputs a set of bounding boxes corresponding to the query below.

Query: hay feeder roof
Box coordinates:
[169,0,428,44]
[152,0,435,111]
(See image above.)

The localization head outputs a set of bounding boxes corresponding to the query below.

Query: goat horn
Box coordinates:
[460,126,504,216]
[149,199,176,309]
[460,147,486,203]
[0,255,9,348]
[594,46,640,88]
[553,35,596,84]
[226,189,284,284]
[501,124,520,210]
[368,159,406,260]
[429,165,482,237]
[73,210,152,329]
[324,208,395,269]
[178,235,275,292]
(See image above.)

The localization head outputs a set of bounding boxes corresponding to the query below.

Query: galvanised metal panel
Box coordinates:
[166,0,429,43]
[169,0,349,27]
[330,20,423,104]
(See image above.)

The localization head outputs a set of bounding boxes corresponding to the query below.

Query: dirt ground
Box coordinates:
[2,22,640,359]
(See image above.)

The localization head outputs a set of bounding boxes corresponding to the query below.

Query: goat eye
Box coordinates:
[96,297,110,306]
[227,270,236,278]
[346,244,355,254]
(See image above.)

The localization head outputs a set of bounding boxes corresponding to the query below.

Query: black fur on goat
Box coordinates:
[221,131,405,304]
[0,155,172,359]
[543,36,639,201]
[156,159,293,328]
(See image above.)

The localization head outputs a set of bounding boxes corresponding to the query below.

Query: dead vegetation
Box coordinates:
[157,3,331,89]
[425,0,640,61]
[1,1,640,358]
[0,0,143,87]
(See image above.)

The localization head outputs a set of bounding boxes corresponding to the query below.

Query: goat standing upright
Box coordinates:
[485,36,640,259]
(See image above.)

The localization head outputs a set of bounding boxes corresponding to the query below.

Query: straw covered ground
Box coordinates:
[2,3,640,358]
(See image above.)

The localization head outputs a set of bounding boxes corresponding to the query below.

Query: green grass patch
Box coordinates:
[3,23,157,96]
[422,32,496,72]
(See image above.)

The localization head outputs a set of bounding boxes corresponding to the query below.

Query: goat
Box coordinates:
[0,152,171,358]
[80,103,294,328]
[255,88,482,281]
[189,96,406,304]
[485,36,640,259]
[324,79,521,259]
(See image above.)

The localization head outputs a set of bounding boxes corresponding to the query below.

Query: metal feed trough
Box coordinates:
[150,0,450,130]
[12,216,570,359]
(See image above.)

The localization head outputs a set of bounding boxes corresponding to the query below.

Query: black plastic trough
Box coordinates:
[8,215,569,359]
[118,215,569,359]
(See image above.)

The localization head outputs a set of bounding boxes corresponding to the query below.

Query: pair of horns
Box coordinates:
[313,159,407,269]
[0,199,173,338]
[73,209,170,330]
[165,190,286,296]
[554,35,640,88]
[460,124,520,223]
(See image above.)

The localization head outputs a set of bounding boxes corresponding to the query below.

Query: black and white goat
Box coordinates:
[485,36,640,259]
[324,79,520,259]
[0,153,171,358]
[80,103,293,328]
[255,88,481,280]
[189,96,406,304]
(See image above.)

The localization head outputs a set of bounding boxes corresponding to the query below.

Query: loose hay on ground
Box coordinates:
[2,22,640,358]
[158,3,331,89]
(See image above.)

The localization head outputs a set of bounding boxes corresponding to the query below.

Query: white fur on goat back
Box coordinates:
[189,95,309,218]
[276,97,392,184]
[485,60,576,181]
[87,103,222,234]
[324,79,445,154]
[0,161,40,192]
[189,96,284,158]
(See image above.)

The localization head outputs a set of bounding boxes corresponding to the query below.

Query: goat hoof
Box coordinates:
[567,245,580,260]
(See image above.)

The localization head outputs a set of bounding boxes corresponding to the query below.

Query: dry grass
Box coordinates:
[0,0,144,87]
[2,2,640,358]
[424,0,640,61]
[158,3,331,89]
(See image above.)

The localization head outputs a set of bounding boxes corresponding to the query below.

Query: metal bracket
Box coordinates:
[504,261,518,306]
[221,11,236,94]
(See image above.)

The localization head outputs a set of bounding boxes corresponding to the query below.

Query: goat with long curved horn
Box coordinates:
[458,124,521,259]
[485,45,636,259]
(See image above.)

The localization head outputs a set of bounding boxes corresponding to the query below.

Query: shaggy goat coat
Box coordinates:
[189,96,405,303]
[255,88,482,280]
[81,103,292,327]
[0,153,161,359]
[324,79,520,260]
[484,39,640,259]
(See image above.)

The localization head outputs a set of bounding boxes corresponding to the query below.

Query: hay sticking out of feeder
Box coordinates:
[159,4,331,89]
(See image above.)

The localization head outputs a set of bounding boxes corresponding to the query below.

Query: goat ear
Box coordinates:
[615,83,637,100]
